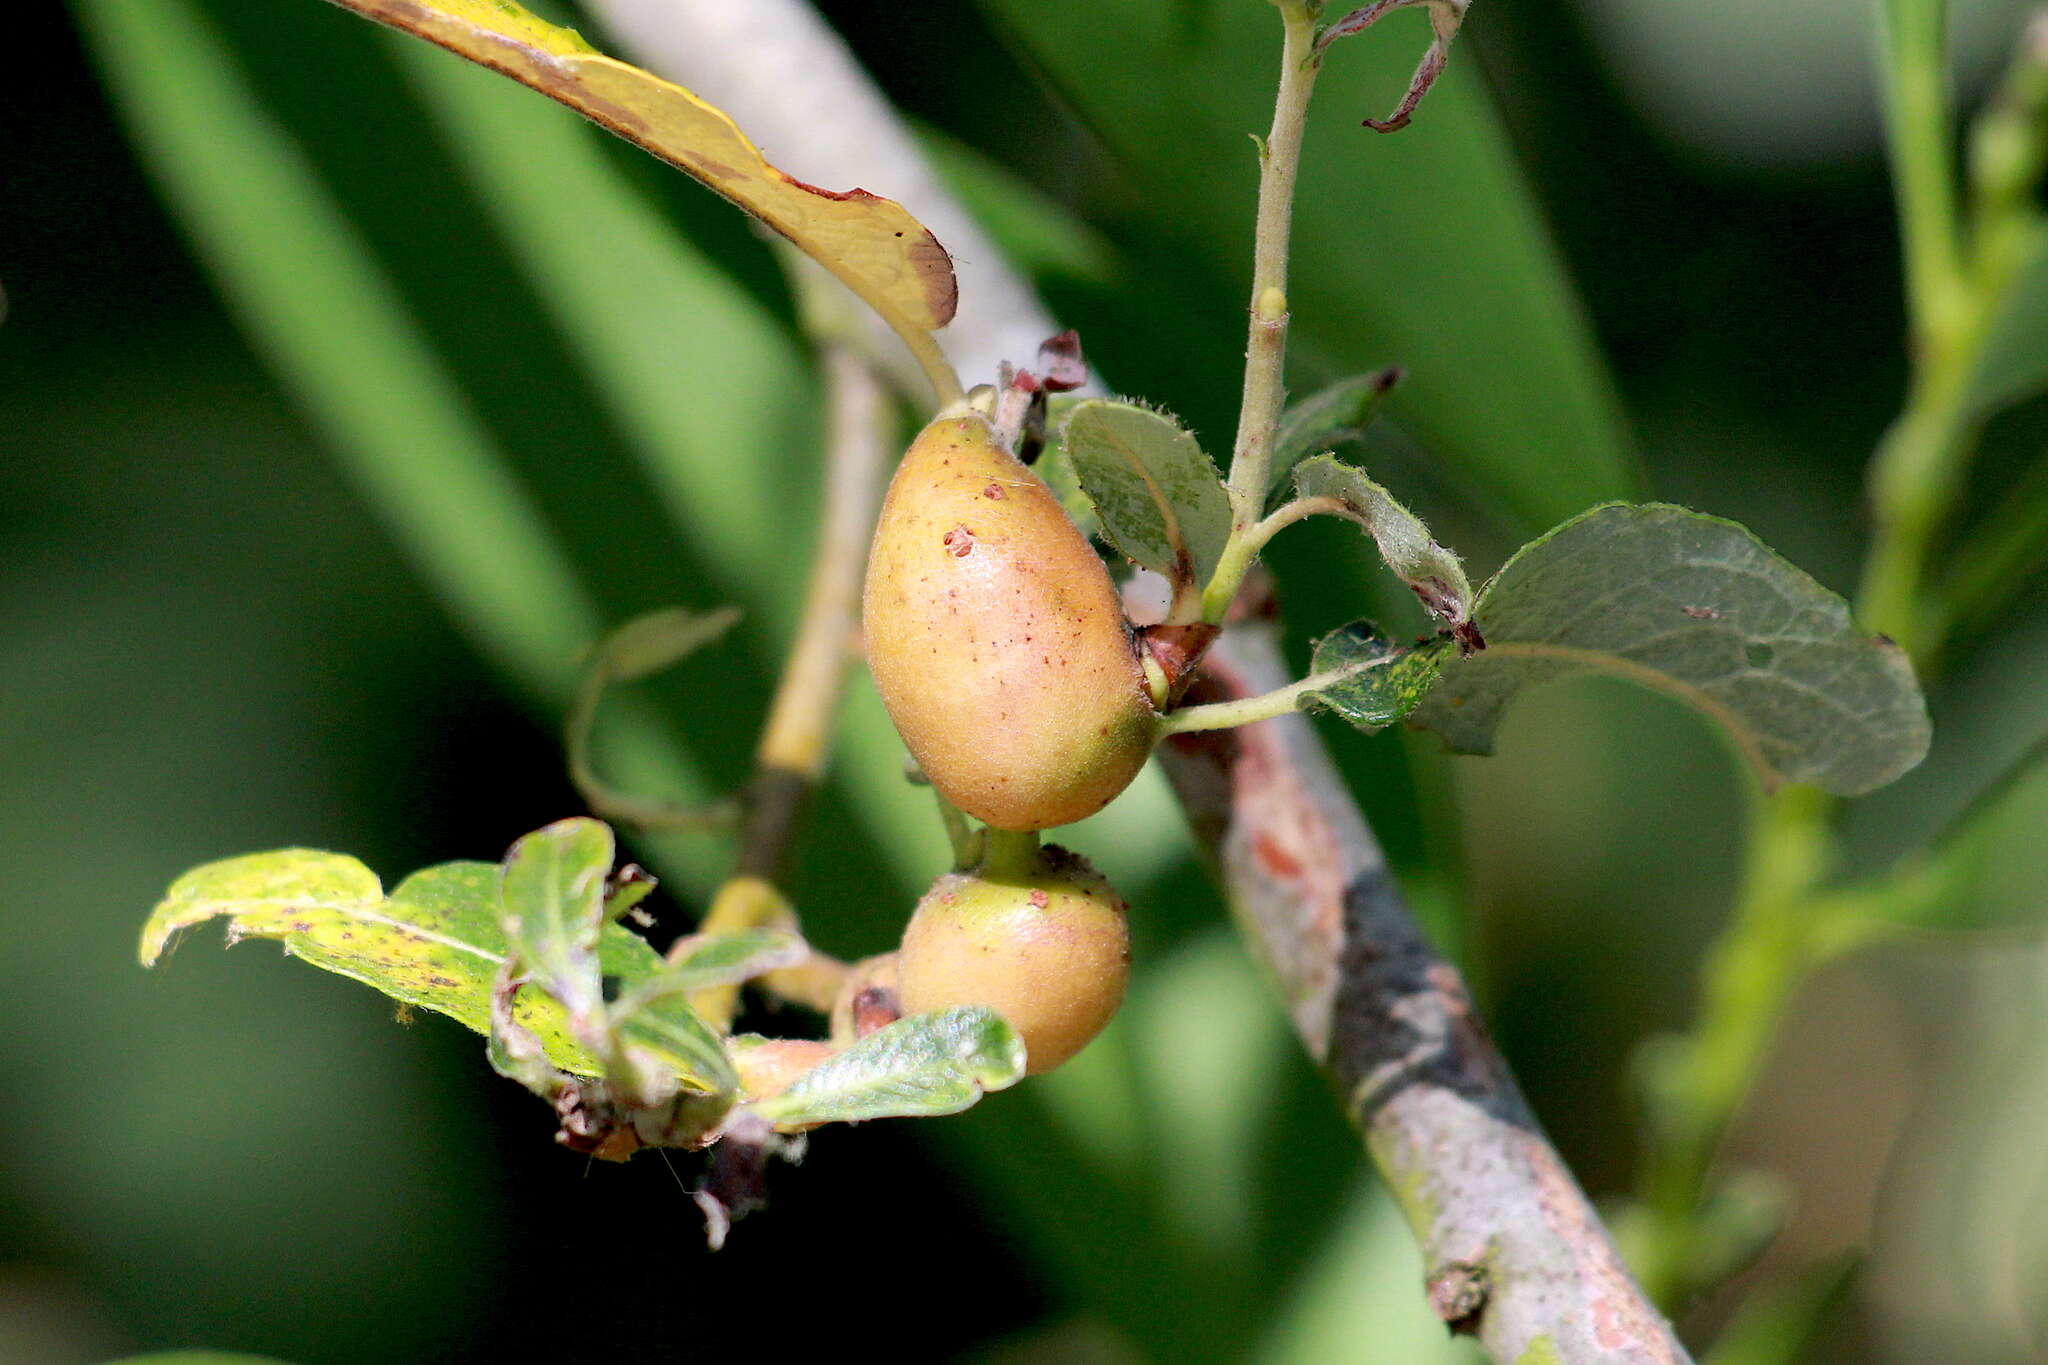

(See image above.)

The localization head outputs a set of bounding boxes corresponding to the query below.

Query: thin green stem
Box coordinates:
[1208,3,1324,624]
[1158,655,1379,735]
[935,790,978,871]
[1633,785,1831,1306]
[1882,0,1969,354]
[1202,496,1345,619]
[976,827,1043,881]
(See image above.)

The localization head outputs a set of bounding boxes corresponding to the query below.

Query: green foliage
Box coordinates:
[565,607,742,832]
[753,1007,1027,1130]
[1823,738,2048,943]
[75,0,732,910]
[980,0,1640,533]
[1301,623,1455,731]
[1268,369,1403,500]
[99,1355,301,1365]
[1292,453,1474,631]
[1966,230,2048,416]
[1409,504,1931,796]
[140,839,730,1097]
[1060,399,1233,588]
[1700,1254,1860,1365]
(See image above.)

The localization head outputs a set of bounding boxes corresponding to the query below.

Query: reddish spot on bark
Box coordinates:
[983,482,1007,500]
[1029,889,1050,909]
[1253,830,1305,880]
[943,526,976,557]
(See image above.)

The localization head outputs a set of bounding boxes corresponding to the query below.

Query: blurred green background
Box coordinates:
[8,1,2048,1361]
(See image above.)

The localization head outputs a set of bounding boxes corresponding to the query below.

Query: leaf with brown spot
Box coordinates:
[321,0,956,346]
[141,845,734,1095]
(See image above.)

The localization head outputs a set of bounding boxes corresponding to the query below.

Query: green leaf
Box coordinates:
[1034,436,1105,544]
[591,606,742,684]
[611,929,808,1016]
[1300,622,1456,730]
[141,845,732,1094]
[1966,225,2048,417]
[1061,399,1232,588]
[1827,736,2048,941]
[1269,369,1402,499]
[498,817,614,1027]
[1292,454,1474,632]
[1701,1253,1860,1365]
[566,607,742,832]
[979,0,1639,534]
[1407,504,1931,796]
[751,1007,1026,1130]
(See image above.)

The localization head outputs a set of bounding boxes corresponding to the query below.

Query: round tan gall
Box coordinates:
[895,845,1130,1075]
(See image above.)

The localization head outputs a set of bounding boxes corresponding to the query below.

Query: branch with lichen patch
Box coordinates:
[1157,587,1692,1365]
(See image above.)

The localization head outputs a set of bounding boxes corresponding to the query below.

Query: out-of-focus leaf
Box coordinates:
[1408,504,1931,795]
[1702,1253,1860,1365]
[979,0,1638,533]
[1293,454,1473,632]
[1966,226,2048,416]
[751,1007,1026,1130]
[590,606,742,684]
[565,607,741,832]
[141,845,731,1093]
[1269,368,1403,499]
[1300,621,1454,730]
[498,817,613,1026]
[1826,736,2048,943]
[1061,399,1231,587]
[323,0,958,347]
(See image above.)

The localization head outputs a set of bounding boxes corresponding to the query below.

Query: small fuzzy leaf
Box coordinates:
[499,817,613,1027]
[320,0,958,339]
[1033,436,1104,543]
[141,841,732,1095]
[1300,622,1456,730]
[1061,399,1232,588]
[1269,368,1402,498]
[1408,504,1931,796]
[751,1007,1026,1130]
[613,929,808,1014]
[1293,454,1474,633]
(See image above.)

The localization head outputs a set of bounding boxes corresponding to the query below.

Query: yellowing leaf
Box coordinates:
[324,0,957,362]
